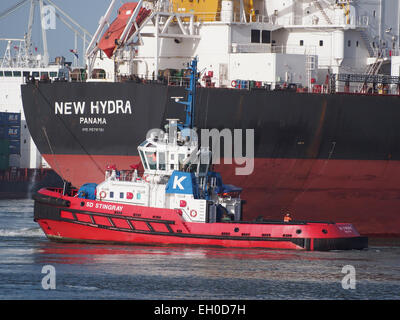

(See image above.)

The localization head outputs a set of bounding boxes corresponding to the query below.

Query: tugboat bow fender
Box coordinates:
[32,192,71,207]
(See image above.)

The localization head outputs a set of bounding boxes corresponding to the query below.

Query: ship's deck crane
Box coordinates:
[0,0,93,68]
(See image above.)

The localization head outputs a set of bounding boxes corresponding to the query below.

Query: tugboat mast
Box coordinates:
[176,58,198,130]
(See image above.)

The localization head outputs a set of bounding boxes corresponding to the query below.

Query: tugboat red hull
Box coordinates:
[33,188,367,251]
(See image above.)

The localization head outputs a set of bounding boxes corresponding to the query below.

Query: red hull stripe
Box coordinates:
[40,219,308,249]
[39,204,310,247]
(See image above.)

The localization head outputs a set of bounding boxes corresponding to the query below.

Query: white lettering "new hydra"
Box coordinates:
[55,100,132,115]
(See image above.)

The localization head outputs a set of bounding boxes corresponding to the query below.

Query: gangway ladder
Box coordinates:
[358,53,384,93]
[313,0,332,25]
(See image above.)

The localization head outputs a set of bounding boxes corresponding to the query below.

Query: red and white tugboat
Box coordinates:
[33,59,367,251]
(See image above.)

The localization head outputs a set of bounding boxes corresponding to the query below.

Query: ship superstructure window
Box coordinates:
[50,72,58,77]
[120,192,124,199]
[319,40,323,46]
[4,71,12,77]
[251,29,260,43]
[0,71,3,77]
[261,30,271,44]
[348,40,351,47]
[109,192,114,198]
[23,71,30,77]
[32,71,39,77]
[13,71,21,77]
[158,152,166,170]
[300,40,304,46]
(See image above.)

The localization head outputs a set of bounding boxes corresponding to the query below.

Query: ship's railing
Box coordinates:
[167,76,190,87]
[159,7,269,24]
[378,47,400,59]
[231,43,272,53]
[271,45,317,55]
[331,73,400,95]
[117,73,166,84]
[272,14,369,27]
[231,43,316,55]
[193,12,269,24]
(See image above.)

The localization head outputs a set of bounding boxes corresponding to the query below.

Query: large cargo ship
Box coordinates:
[21,0,400,236]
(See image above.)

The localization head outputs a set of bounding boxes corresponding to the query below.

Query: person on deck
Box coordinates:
[284,213,292,223]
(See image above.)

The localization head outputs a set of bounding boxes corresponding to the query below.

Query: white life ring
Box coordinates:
[99,191,106,199]
[190,210,197,218]
[143,175,150,183]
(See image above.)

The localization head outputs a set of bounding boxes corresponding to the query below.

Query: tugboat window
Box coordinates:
[158,152,166,170]
[110,192,114,198]
[139,150,148,169]
[120,192,124,199]
[146,151,157,170]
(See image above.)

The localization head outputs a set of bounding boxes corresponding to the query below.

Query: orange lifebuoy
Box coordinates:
[99,191,106,199]
[190,210,197,218]
[231,80,237,88]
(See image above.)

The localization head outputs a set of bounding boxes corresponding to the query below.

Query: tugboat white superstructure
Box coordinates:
[33,59,368,251]
[95,116,241,224]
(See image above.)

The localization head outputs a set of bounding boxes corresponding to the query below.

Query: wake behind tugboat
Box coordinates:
[32,60,367,251]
